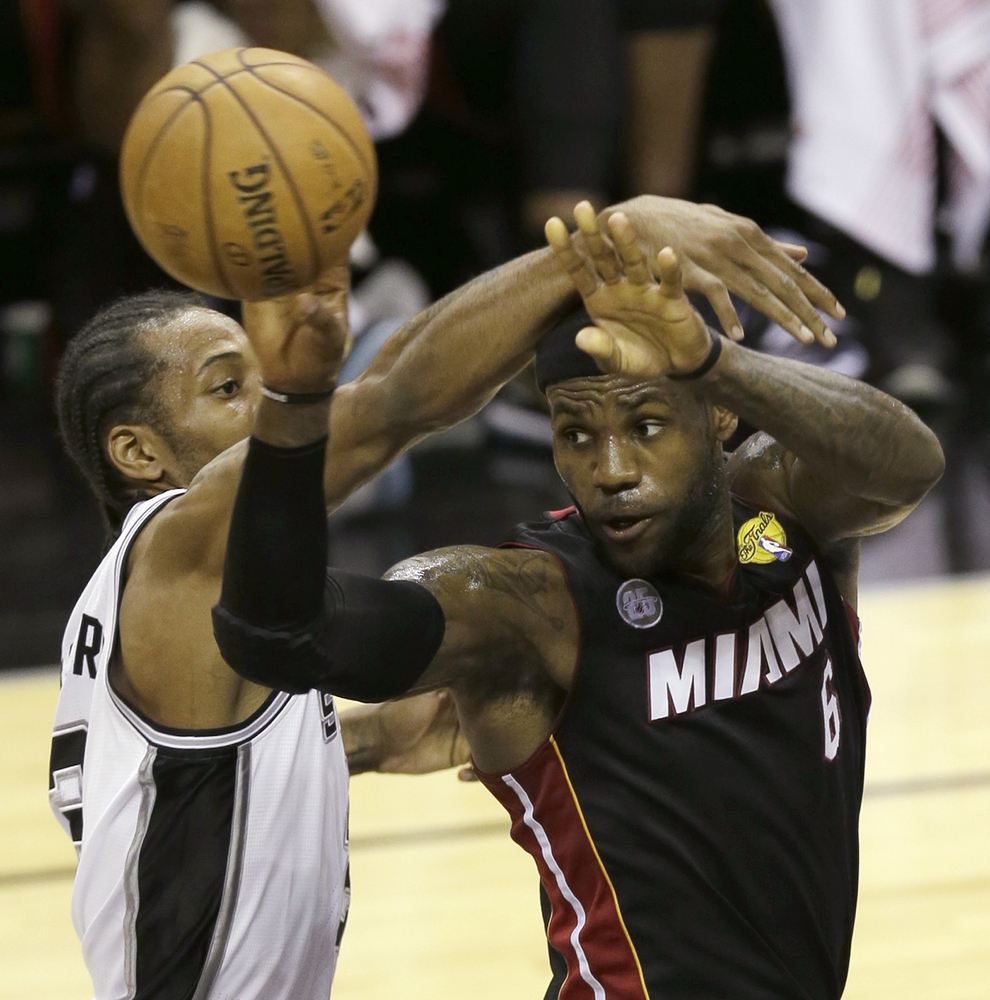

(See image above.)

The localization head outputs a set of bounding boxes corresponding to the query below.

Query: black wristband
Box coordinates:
[260,384,336,404]
[668,332,723,381]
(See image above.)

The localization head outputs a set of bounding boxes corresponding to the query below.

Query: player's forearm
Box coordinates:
[213,427,445,699]
[705,339,945,505]
[340,704,387,775]
[358,247,577,435]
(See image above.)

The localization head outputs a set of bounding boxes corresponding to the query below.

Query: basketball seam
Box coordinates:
[234,48,375,184]
[147,60,320,102]
[133,87,200,224]
[132,90,236,298]
[191,58,322,285]
[199,97,238,299]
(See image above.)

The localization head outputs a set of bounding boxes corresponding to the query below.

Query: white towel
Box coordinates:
[312,0,446,140]
[769,0,990,274]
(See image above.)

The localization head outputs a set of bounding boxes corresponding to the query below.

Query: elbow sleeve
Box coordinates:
[213,569,446,702]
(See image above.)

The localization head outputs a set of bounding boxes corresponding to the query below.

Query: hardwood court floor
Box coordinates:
[2,576,988,1000]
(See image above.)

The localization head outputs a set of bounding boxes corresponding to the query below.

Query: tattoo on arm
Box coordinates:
[385,546,570,698]
[393,547,568,631]
[711,341,944,541]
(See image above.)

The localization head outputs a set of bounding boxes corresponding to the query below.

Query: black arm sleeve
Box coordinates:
[212,436,445,702]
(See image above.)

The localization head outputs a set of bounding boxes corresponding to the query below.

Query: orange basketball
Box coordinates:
[120,48,377,300]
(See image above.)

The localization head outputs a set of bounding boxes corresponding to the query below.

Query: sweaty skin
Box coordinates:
[103,199,845,734]
[357,230,943,777]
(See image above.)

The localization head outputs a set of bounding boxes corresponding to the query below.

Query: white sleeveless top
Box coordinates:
[50,491,350,999]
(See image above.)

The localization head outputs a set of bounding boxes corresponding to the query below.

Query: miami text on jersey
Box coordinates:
[649,559,828,720]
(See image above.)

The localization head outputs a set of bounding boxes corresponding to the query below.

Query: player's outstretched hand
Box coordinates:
[547,212,714,379]
[578,197,842,347]
[240,265,350,393]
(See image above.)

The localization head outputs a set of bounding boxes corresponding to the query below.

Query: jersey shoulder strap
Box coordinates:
[56,490,185,718]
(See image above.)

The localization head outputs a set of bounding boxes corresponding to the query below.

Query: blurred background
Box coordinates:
[1,0,989,996]
[1,0,989,668]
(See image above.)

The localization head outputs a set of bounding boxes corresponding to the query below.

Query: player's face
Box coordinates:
[144,307,263,485]
[549,376,731,578]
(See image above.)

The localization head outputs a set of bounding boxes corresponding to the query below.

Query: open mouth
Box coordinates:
[600,514,652,542]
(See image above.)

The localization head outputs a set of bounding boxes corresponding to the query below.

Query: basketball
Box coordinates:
[119,48,377,300]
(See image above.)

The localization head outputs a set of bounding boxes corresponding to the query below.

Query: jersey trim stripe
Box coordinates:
[106,680,293,750]
[550,738,650,999]
[123,747,159,995]
[192,744,252,1000]
[502,774,606,1000]
[483,742,649,1000]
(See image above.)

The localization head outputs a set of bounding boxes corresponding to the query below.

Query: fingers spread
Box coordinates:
[574,326,616,373]
[607,212,653,285]
[741,229,845,334]
[739,274,818,344]
[655,247,685,300]
[774,241,809,262]
[546,216,599,298]
[730,245,837,345]
[574,201,621,284]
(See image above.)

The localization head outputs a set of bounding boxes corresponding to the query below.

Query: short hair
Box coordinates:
[55,289,207,543]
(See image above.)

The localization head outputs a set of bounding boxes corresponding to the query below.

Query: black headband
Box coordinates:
[535,307,603,393]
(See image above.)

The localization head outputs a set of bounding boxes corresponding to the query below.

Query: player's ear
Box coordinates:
[106,424,168,486]
[712,405,738,442]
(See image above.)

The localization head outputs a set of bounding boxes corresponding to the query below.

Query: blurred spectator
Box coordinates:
[767,0,990,404]
[622,0,727,202]
[369,0,623,293]
[196,0,445,141]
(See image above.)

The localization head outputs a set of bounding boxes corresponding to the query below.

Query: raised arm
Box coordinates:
[212,278,447,704]
[545,212,945,602]
[287,198,847,510]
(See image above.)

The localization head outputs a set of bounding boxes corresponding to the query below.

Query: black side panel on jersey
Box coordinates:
[134,747,241,1000]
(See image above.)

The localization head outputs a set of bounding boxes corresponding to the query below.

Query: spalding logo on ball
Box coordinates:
[120,48,377,301]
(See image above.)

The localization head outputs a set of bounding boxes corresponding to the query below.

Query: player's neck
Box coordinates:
[664,495,737,592]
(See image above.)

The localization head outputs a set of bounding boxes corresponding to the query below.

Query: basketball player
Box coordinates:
[216,210,944,999]
[49,196,843,999]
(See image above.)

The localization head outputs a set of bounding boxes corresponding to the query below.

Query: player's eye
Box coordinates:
[213,379,240,397]
[634,420,664,439]
[563,427,592,446]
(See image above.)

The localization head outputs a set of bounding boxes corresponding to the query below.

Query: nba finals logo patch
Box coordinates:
[616,579,663,629]
[737,511,793,564]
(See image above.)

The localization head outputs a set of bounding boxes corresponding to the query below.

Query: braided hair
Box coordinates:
[56,289,207,543]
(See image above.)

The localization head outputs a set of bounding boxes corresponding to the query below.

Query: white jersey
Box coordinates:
[49,492,350,1000]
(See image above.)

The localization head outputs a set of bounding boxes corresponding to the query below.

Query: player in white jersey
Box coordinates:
[49,197,845,998]
[52,491,351,998]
